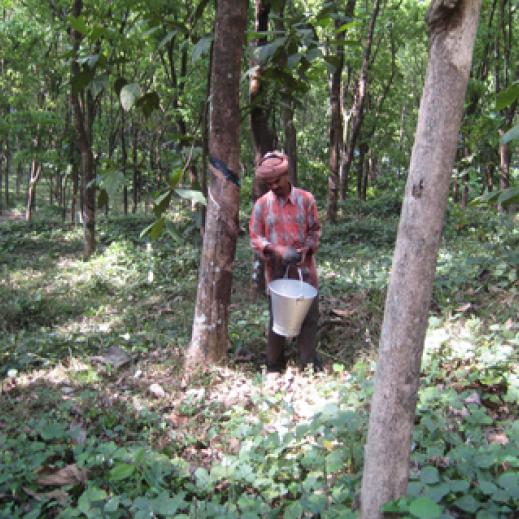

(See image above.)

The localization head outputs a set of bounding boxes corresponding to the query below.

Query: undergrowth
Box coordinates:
[0,201,518,518]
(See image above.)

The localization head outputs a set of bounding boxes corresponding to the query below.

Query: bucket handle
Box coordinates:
[284,266,305,299]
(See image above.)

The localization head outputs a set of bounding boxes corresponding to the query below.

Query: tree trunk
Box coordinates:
[70,0,96,258]
[132,122,139,213]
[16,160,22,198]
[0,143,4,215]
[199,42,212,235]
[250,0,277,165]
[185,0,247,369]
[274,0,297,186]
[357,141,368,200]
[327,5,348,223]
[461,171,469,208]
[360,2,481,518]
[485,162,495,191]
[26,158,42,221]
[71,137,80,224]
[452,177,460,202]
[250,0,277,295]
[122,108,128,215]
[339,0,380,200]
[5,133,10,208]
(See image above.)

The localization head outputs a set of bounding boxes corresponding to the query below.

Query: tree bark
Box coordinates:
[250,0,277,295]
[360,2,481,518]
[121,107,128,215]
[326,5,348,223]
[185,0,247,369]
[132,122,139,213]
[26,155,42,221]
[70,0,96,258]
[5,133,10,208]
[274,0,297,186]
[0,142,4,215]
[339,0,380,200]
[250,0,277,165]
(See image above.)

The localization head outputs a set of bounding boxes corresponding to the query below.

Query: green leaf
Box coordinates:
[89,74,108,98]
[151,491,186,515]
[336,20,358,33]
[195,467,211,489]
[284,500,303,519]
[478,480,498,495]
[78,486,107,514]
[496,82,519,111]
[38,421,67,440]
[109,463,135,481]
[76,54,100,68]
[169,169,183,188]
[497,472,519,497]
[500,124,519,144]
[120,83,141,111]
[154,190,172,214]
[175,188,206,205]
[104,496,120,513]
[97,189,108,209]
[426,483,450,502]
[255,37,286,64]
[498,186,519,208]
[158,29,177,50]
[192,36,213,63]
[136,92,160,119]
[383,498,410,513]
[71,68,95,94]
[325,449,345,473]
[68,15,88,35]
[420,466,440,485]
[409,496,442,519]
[99,170,125,200]
[454,495,481,513]
[140,217,166,240]
[445,478,470,493]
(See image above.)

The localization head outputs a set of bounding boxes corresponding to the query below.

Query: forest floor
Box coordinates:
[0,199,518,518]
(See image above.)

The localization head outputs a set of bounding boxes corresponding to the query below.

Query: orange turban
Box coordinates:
[255,151,289,182]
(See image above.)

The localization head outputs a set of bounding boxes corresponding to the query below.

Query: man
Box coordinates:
[249,151,321,372]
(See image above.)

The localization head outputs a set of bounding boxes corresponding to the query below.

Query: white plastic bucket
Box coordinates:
[269,267,317,337]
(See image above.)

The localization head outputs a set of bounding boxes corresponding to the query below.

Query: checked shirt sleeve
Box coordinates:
[304,194,320,254]
[249,198,270,257]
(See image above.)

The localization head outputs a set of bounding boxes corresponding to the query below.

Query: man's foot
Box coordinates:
[299,354,323,373]
[266,361,286,373]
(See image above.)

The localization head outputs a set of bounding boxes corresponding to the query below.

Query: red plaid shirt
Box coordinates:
[249,186,320,288]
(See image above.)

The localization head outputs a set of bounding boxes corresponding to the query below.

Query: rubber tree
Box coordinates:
[184,0,247,369]
[327,10,344,224]
[360,1,481,518]
[339,0,380,200]
[70,0,97,259]
[250,0,277,295]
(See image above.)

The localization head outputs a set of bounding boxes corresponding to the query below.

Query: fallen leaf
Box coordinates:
[228,438,240,453]
[464,391,481,406]
[487,430,509,445]
[169,413,189,427]
[456,303,472,313]
[24,487,69,503]
[37,464,87,486]
[91,345,131,369]
[149,383,166,398]
[331,308,356,318]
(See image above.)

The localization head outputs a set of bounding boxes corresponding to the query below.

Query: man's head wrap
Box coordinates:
[255,151,289,182]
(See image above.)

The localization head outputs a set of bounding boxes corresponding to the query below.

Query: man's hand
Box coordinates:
[265,244,302,265]
[282,247,302,265]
